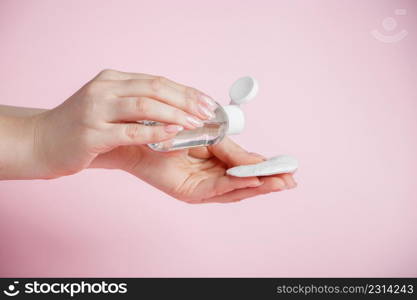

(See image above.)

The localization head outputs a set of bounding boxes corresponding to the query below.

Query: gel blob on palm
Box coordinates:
[148,76,258,152]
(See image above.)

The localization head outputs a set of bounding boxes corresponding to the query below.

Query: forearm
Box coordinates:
[0,106,47,180]
[0,105,47,117]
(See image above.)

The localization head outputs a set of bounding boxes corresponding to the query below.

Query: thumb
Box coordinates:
[209,137,266,167]
[106,123,183,146]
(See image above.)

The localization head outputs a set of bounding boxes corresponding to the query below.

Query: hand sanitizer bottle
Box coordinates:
[148,76,258,152]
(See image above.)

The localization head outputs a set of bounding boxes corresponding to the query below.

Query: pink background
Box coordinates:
[1,0,416,277]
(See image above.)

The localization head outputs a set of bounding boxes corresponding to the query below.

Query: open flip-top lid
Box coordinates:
[223,76,259,135]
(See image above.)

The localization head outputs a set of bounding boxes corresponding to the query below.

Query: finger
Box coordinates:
[109,97,204,130]
[266,176,287,191]
[106,123,183,146]
[94,69,199,95]
[193,175,262,201]
[248,152,267,160]
[209,137,265,167]
[94,69,154,81]
[276,173,297,189]
[188,147,212,159]
[108,78,216,120]
[203,176,287,203]
[94,69,217,110]
[203,188,263,203]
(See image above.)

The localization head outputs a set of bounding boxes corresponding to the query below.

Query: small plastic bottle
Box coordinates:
[148,76,258,152]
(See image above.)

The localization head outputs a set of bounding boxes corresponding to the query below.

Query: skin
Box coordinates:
[0,69,297,204]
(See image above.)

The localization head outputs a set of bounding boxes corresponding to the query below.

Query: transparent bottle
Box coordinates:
[148,76,258,152]
[148,104,243,152]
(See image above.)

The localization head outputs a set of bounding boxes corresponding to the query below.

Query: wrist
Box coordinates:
[29,110,56,179]
[0,112,47,179]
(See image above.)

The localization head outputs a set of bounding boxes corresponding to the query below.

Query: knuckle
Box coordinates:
[125,79,142,91]
[151,76,166,93]
[183,87,199,110]
[149,127,164,141]
[80,82,108,120]
[183,95,196,113]
[135,97,149,114]
[124,123,141,140]
[157,75,168,85]
[83,81,104,97]
[116,97,133,115]
[184,86,198,99]
[97,69,117,79]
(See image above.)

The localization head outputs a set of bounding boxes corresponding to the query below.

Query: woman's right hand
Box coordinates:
[32,69,217,179]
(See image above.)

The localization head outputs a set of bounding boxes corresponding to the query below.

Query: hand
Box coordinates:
[31,69,216,179]
[91,138,297,204]
[0,69,297,204]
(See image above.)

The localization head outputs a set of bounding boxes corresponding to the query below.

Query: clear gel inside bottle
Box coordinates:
[147,76,257,152]
[148,103,229,152]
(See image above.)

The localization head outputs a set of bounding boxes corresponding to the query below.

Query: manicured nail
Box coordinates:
[165,125,184,133]
[186,115,204,127]
[291,181,298,189]
[198,103,215,119]
[275,179,287,190]
[249,152,267,160]
[248,180,264,188]
[200,94,217,109]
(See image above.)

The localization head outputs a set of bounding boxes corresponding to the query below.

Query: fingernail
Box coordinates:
[165,125,184,133]
[200,94,217,109]
[186,115,204,127]
[249,180,264,188]
[249,152,267,160]
[198,103,215,119]
[276,179,287,190]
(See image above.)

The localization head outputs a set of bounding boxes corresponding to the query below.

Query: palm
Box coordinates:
[129,146,241,201]
[92,138,295,203]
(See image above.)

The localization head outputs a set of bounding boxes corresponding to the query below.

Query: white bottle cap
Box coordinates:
[229,76,259,105]
[223,105,245,135]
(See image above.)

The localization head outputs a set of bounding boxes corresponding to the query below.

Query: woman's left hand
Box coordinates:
[91,137,297,204]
